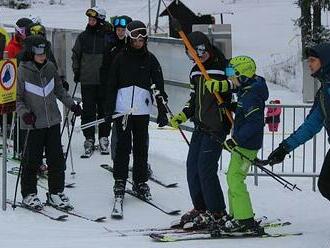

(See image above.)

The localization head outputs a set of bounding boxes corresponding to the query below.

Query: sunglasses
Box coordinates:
[126,27,148,39]
[114,18,128,28]
[86,8,98,18]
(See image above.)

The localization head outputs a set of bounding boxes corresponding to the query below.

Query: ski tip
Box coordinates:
[94,216,107,222]
[168,210,181,216]
[111,214,123,220]
[56,214,69,220]
[165,183,178,188]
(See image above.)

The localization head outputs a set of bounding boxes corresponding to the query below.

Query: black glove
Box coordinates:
[62,80,69,91]
[22,112,36,125]
[223,138,238,152]
[156,96,168,127]
[104,113,113,124]
[70,104,82,116]
[268,144,289,165]
[73,72,80,83]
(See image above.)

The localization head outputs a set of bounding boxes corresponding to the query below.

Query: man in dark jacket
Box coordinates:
[268,43,330,204]
[169,31,232,229]
[105,20,168,201]
[72,6,111,157]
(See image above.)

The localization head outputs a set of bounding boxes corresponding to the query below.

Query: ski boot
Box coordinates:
[82,138,95,158]
[99,137,110,155]
[211,217,265,237]
[22,193,43,211]
[132,182,152,200]
[184,210,227,230]
[113,180,126,198]
[46,192,73,210]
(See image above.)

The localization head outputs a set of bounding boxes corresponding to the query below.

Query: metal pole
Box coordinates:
[2,113,7,210]
[148,0,152,35]
[154,0,161,33]
[91,0,96,7]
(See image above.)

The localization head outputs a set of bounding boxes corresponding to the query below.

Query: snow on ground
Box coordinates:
[0,0,330,247]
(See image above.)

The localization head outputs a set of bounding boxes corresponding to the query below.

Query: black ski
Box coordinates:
[100,164,177,188]
[125,189,180,216]
[80,149,94,158]
[149,230,303,242]
[45,203,106,222]
[7,200,68,221]
[111,196,124,219]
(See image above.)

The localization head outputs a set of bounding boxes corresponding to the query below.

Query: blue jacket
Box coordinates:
[283,43,330,152]
[233,76,269,150]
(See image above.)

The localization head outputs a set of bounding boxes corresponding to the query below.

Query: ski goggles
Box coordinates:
[113,18,128,28]
[185,44,207,60]
[30,25,45,36]
[86,8,98,18]
[32,44,46,55]
[15,26,26,38]
[126,27,148,40]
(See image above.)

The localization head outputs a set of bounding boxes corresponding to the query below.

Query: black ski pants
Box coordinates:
[318,149,330,202]
[21,124,65,197]
[112,115,149,184]
[81,84,111,140]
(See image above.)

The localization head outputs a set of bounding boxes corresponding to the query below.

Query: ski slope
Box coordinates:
[0,0,330,247]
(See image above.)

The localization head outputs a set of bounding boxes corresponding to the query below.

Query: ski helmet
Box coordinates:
[29,23,46,37]
[113,15,132,29]
[86,6,106,21]
[126,20,148,40]
[15,18,33,38]
[187,32,212,52]
[229,56,256,79]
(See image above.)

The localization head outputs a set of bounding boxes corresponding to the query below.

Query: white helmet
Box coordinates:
[86,6,106,21]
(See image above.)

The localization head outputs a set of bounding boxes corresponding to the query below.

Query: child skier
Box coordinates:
[170,31,232,229]
[205,56,269,234]
[16,35,82,210]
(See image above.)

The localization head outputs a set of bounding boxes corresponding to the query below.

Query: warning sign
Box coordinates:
[0,59,17,104]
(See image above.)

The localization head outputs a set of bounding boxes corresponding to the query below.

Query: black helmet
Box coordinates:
[187,31,212,51]
[126,20,148,41]
[28,23,46,37]
[15,18,33,38]
[113,15,132,29]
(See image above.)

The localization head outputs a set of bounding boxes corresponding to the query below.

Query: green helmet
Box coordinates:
[229,56,256,78]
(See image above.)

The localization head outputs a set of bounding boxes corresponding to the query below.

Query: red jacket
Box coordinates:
[4,36,23,58]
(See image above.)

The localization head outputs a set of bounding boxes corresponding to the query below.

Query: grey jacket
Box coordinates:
[16,60,74,129]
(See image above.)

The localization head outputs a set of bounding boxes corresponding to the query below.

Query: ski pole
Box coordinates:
[61,82,78,138]
[160,0,234,127]
[150,84,190,146]
[12,128,31,209]
[74,110,135,132]
[65,114,76,175]
[229,147,301,191]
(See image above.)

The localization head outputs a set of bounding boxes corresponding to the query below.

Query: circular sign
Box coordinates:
[0,60,16,90]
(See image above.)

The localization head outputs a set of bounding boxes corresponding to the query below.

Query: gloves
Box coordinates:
[218,102,237,112]
[169,112,187,129]
[205,79,232,93]
[22,112,36,125]
[223,138,238,152]
[156,96,168,127]
[73,72,80,83]
[268,144,289,166]
[62,80,69,91]
[104,113,113,124]
[70,104,82,116]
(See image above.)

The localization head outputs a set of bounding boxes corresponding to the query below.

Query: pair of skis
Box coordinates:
[100,164,180,219]
[7,199,106,222]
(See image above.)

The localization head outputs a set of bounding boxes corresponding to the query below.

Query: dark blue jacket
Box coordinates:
[233,76,269,150]
[283,43,330,152]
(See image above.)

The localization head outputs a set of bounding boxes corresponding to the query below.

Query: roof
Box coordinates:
[160,0,232,16]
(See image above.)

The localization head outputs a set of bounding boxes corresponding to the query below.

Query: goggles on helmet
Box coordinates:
[185,44,207,60]
[30,25,45,36]
[114,18,128,28]
[126,27,148,40]
[86,8,98,18]
[15,26,26,38]
[32,44,46,55]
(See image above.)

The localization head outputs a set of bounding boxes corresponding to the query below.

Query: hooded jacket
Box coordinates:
[283,43,330,151]
[16,60,74,129]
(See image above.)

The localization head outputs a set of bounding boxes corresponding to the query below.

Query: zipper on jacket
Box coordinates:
[198,77,202,121]
[37,65,51,128]
[130,85,135,110]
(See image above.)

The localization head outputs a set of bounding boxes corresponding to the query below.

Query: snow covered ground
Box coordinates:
[1,0,330,247]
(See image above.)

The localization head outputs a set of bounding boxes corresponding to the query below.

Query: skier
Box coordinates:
[105,20,168,201]
[169,31,232,229]
[267,43,330,203]
[72,6,111,157]
[205,56,269,234]
[16,35,82,210]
